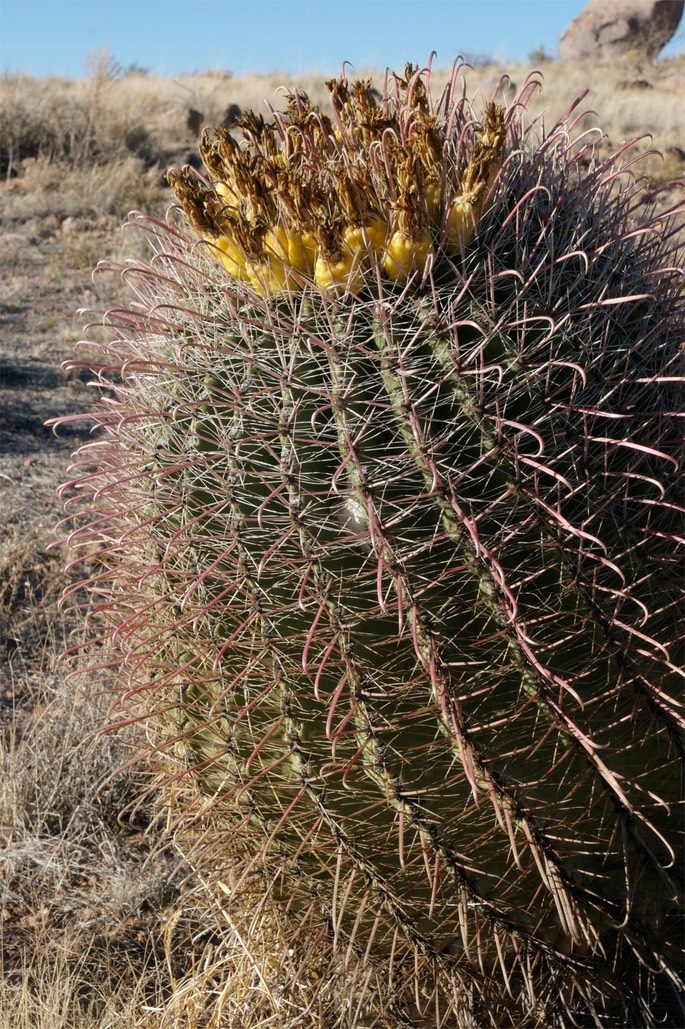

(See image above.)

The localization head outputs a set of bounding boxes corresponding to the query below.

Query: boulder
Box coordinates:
[559,0,684,61]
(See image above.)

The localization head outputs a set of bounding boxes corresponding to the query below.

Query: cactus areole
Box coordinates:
[60,63,684,1026]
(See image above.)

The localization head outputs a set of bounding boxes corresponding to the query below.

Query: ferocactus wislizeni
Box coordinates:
[60,62,684,1027]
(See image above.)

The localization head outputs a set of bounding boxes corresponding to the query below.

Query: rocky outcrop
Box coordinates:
[559,0,684,61]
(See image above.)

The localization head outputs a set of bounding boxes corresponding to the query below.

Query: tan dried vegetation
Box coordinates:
[0,48,683,1027]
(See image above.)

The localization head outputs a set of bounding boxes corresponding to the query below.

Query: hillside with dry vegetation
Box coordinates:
[1,52,683,1027]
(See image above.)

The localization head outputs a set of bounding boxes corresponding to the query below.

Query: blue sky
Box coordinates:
[1,0,683,79]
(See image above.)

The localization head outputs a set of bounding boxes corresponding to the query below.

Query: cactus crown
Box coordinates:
[60,60,684,1028]
[168,63,504,293]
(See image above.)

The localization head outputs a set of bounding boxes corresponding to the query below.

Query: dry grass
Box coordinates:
[1,538,186,1027]
[2,52,683,227]
[0,49,683,1027]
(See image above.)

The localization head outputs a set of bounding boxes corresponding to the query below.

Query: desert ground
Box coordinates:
[1,52,683,1027]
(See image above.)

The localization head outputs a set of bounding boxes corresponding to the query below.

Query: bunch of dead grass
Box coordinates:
[0,154,165,223]
[0,533,214,1027]
[0,49,155,178]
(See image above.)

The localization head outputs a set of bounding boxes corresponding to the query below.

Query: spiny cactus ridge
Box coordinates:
[59,62,684,1027]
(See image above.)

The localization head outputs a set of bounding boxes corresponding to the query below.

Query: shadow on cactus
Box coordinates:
[57,60,684,1027]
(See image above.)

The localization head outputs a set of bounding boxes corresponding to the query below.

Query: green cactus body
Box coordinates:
[60,65,684,1026]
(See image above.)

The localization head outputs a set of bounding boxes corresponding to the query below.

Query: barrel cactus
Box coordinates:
[60,62,684,1027]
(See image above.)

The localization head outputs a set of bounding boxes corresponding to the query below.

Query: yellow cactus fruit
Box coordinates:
[207,235,249,280]
[261,223,318,280]
[314,250,365,295]
[286,230,317,275]
[244,225,306,294]
[425,180,443,227]
[342,218,389,266]
[445,194,481,251]
[245,256,295,297]
[262,225,288,261]
[365,218,390,256]
[383,227,433,282]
